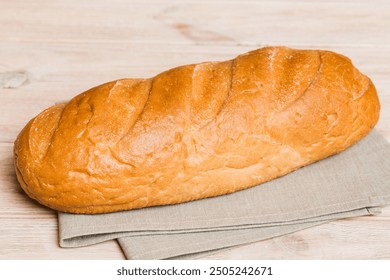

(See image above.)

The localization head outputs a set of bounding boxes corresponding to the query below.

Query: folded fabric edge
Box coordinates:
[120,220,327,260]
[170,207,383,260]
[58,194,390,243]
[117,207,377,259]
[59,206,378,248]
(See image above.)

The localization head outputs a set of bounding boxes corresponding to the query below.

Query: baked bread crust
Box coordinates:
[14,46,380,214]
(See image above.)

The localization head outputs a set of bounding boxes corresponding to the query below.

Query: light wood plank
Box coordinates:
[1,1,389,46]
[0,217,125,260]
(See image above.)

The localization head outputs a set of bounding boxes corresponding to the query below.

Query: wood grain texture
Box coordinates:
[0,0,389,259]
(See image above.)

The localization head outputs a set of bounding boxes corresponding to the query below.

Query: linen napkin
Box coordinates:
[58,129,390,259]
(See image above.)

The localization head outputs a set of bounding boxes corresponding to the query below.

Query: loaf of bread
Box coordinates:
[14,46,380,214]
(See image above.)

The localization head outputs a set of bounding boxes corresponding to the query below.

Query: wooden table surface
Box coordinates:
[1,0,389,259]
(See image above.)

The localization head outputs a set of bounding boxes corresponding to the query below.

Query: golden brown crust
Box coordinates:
[14,46,380,214]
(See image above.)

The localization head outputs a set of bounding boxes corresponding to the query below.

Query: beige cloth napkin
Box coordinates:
[58,130,390,259]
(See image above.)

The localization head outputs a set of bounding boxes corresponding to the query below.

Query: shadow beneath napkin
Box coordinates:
[58,130,390,259]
